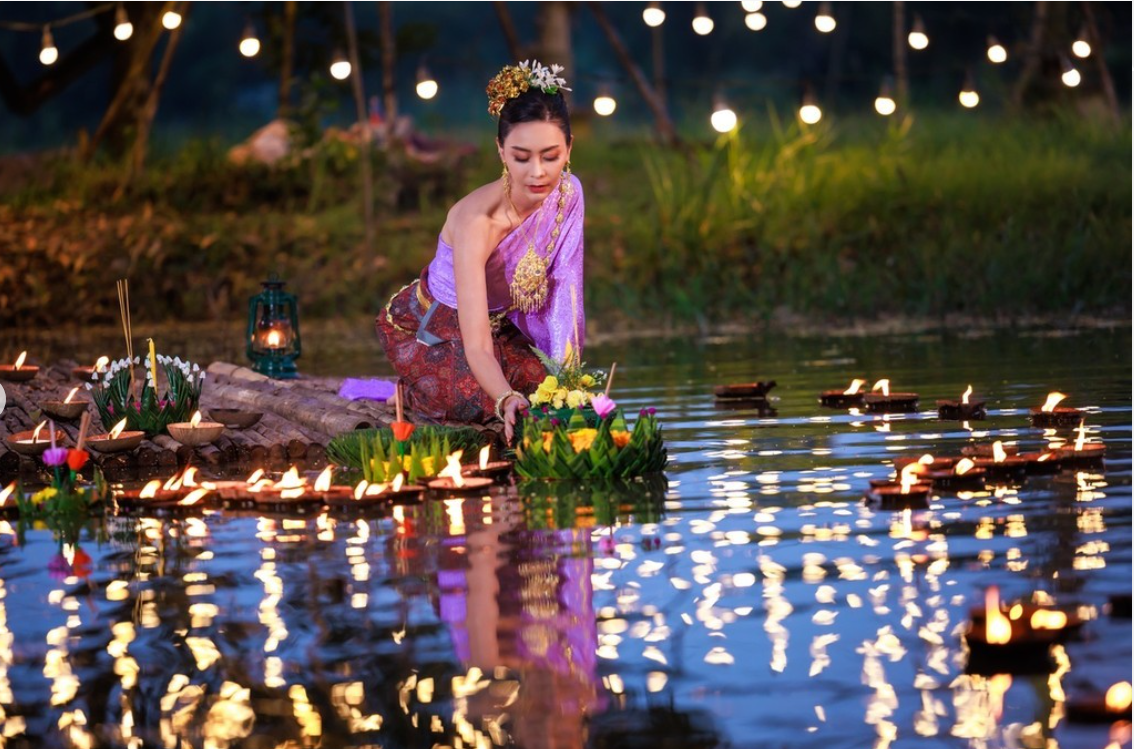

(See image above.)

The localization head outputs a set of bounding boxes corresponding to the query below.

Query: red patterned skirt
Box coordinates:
[375,270,546,424]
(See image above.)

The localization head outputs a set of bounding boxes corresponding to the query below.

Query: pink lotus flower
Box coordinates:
[591,393,617,419]
[42,447,69,467]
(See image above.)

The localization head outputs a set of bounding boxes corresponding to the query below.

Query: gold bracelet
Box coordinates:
[494,389,524,421]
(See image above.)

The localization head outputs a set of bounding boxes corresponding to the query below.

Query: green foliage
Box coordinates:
[328,425,488,483]
[89,356,202,436]
[516,473,668,530]
[514,409,667,480]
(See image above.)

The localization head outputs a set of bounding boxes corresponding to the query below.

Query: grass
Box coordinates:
[1,110,1129,331]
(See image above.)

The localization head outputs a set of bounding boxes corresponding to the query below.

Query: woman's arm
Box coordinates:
[452,212,529,440]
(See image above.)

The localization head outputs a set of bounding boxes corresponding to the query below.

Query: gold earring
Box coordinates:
[564,159,572,176]
[501,163,511,194]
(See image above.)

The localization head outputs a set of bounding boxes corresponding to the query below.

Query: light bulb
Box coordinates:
[692,14,714,35]
[40,27,58,66]
[162,11,182,30]
[643,3,665,27]
[874,96,896,116]
[815,12,836,33]
[987,37,1007,64]
[416,79,439,99]
[593,95,617,116]
[908,31,928,50]
[799,103,822,124]
[330,54,352,81]
[782,0,802,7]
[710,107,738,133]
[741,1,763,11]
[1061,67,1081,87]
[239,23,260,58]
[745,12,768,31]
[1072,39,1091,58]
[113,5,133,41]
[959,89,980,108]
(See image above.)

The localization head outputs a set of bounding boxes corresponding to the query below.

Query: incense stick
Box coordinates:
[77,412,90,452]
[605,362,617,397]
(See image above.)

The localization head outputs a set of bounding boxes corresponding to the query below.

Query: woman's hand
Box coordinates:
[502,393,530,444]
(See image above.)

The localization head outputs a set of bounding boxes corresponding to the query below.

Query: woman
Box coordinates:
[376,61,584,443]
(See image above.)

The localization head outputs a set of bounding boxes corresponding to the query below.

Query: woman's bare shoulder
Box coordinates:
[441,182,506,248]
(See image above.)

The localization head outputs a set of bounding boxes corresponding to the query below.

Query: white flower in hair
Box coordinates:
[520,59,571,93]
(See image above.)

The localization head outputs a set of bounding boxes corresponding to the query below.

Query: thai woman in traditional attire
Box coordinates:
[377,61,584,442]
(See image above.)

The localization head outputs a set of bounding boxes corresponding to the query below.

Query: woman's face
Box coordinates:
[498,121,572,204]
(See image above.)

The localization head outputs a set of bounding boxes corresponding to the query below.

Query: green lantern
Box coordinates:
[247,274,301,379]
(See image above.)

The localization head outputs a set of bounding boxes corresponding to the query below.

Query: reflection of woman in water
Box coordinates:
[376,61,585,443]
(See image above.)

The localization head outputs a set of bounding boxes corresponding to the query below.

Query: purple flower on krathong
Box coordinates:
[550,418,561,427]
[647,407,657,416]
[48,553,72,580]
[42,447,69,467]
[591,394,617,419]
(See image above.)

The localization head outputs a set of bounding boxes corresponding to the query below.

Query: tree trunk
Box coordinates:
[493,1,525,61]
[278,0,297,119]
[344,0,375,252]
[1082,2,1120,123]
[588,3,678,147]
[892,1,909,106]
[378,2,397,126]
[1011,1,1051,109]
[536,2,573,84]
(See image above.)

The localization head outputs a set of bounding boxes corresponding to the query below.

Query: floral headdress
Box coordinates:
[486,59,571,117]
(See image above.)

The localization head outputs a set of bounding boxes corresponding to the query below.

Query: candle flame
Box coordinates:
[872,379,890,397]
[275,467,306,490]
[1074,421,1087,452]
[439,450,465,488]
[992,441,1007,463]
[139,480,162,499]
[13,351,27,369]
[64,387,80,404]
[955,458,975,476]
[1106,682,1133,712]
[1041,392,1067,412]
[267,330,283,348]
[843,379,865,396]
[109,418,128,439]
[479,445,490,470]
[365,482,387,497]
[1038,453,1052,462]
[962,385,973,405]
[246,468,265,484]
[314,466,333,492]
[163,472,184,492]
[918,454,935,465]
[984,586,1012,645]
[94,356,109,371]
[1009,603,1023,620]
[190,411,202,428]
[1029,609,1067,630]
[391,473,405,492]
[31,421,47,442]
[248,479,273,494]
[182,467,199,487]
[899,464,920,494]
[354,480,369,500]
[0,482,15,507]
[178,488,209,506]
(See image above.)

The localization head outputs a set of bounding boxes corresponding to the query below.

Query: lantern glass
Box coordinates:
[247,275,301,378]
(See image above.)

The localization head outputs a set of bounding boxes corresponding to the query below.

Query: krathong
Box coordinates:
[89,352,204,437]
[515,404,667,480]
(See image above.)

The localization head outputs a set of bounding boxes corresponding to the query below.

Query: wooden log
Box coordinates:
[151,435,194,465]
[204,381,372,437]
[0,450,20,474]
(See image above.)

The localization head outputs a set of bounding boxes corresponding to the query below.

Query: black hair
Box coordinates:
[497,88,572,145]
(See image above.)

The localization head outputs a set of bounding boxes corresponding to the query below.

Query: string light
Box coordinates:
[986,35,1007,64]
[416,63,438,99]
[1072,27,1091,58]
[692,3,714,35]
[908,15,928,50]
[39,26,58,66]
[161,10,182,30]
[593,86,617,116]
[329,50,351,81]
[642,2,665,27]
[741,1,763,11]
[744,12,768,31]
[1060,56,1081,87]
[815,3,836,33]
[710,95,738,133]
[958,74,979,108]
[874,77,896,116]
[239,21,260,58]
[782,0,802,7]
[113,4,132,41]
[799,91,822,124]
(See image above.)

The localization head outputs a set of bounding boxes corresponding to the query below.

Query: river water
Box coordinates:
[2,326,1130,748]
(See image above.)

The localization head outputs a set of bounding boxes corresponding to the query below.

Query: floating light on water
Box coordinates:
[1041,392,1067,412]
[985,587,1012,644]
[1108,682,1133,711]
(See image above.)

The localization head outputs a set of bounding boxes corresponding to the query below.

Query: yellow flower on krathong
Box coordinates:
[580,374,596,388]
[566,389,588,409]
[568,428,599,454]
[611,430,632,449]
[542,431,555,453]
[552,388,569,409]
[532,375,559,405]
[31,487,58,506]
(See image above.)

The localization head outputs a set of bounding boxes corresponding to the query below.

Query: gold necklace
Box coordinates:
[507,175,569,313]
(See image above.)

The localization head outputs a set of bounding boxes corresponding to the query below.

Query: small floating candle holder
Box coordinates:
[427,475,494,494]
[920,465,988,492]
[71,357,109,383]
[713,399,778,416]
[1019,451,1062,475]
[961,443,1019,459]
[0,352,38,383]
[963,587,1072,675]
[86,428,146,453]
[167,411,225,447]
[936,386,986,420]
[1053,425,1106,469]
[41,399,90,421]
[713,380,776,401]
[206,408,263,429]
[0,483,20,518]
[863,379,919,414]
[1065,682,1133,724]
[865,482,932,510]
[115,486,213,513]
[1028,391,1084,428]
[462,460,515,482]
[6,427,68,457]
[819,379,867,409]
[894,455,958,473]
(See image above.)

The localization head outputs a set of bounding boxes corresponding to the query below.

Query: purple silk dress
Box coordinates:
[375,173,585,423]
